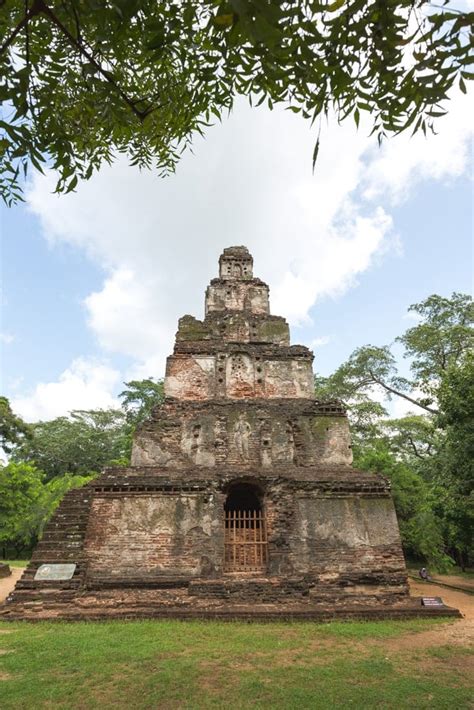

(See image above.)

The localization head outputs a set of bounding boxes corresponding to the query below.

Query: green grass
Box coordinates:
[1,560,29,569]
[0,618,472,709]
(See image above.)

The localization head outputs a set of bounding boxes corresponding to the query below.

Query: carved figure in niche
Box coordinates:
[260,419,272,466]
[190,423,202,462]
[232,262,242,277]
[286,420,296,463]
[233,413,251,461]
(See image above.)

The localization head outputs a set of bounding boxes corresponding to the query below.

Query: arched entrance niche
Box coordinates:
[224,482,268,573]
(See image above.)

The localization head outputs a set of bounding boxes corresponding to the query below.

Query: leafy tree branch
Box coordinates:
[0,0,472,203]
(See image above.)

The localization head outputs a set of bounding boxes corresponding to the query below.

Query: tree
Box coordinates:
[355,441,452,570]
[0,461,91,556]
[0,396,31,454]
[315,292,473,569]
[383,415,441,464]
[398,292,474,408]
[1,1,472,204]
[315,371,387,456]
[434,353,474,569]
[12,408,129,480]
[119,378,164,428]
[0,462,45,555]
[318,292,473,416]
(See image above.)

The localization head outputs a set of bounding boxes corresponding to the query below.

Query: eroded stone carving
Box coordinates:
[233,413,251,462]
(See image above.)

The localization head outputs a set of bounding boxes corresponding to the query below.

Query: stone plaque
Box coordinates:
[34,563,76,581]
[421,596,444,607]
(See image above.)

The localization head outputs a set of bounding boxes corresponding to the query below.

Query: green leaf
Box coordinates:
[146,31,166,50]
[66,176,78,193]
[312,135,320,172]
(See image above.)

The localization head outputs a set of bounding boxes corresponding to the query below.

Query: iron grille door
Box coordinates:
[224,509,268,572]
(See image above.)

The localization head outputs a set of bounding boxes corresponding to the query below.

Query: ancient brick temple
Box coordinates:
[4,247,458,620]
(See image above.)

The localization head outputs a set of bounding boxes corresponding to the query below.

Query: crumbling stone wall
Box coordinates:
[131,401,353,468]
[85,491,224,581]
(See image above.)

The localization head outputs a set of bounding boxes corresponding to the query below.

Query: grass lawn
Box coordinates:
[0,618,472,709]
[1,560,30,569]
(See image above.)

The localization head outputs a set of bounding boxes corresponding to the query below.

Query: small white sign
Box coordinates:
[34,563,77,581]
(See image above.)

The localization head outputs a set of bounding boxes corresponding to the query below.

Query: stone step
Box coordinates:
[0,603,461,622]
[87,577,191,590]
[39,535,85,543]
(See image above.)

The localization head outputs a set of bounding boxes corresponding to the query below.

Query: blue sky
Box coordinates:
[1,94,472,421]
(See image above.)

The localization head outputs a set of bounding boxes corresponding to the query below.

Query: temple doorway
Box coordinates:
[224,483,268,573]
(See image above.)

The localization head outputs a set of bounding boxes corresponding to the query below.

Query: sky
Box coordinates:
[1,90,472,423]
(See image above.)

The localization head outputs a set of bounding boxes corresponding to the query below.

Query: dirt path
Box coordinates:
[430,573,474,592]
[409,579,474,619]
[376,579,474,653]
[0,569,23,604]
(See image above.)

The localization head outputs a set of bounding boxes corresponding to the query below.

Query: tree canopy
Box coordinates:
[11,408,129,480]
[0,395,31,454]
[1,0,472,204]
[119,378,165,428]
[315,291,473,570]
[316,292,473,417]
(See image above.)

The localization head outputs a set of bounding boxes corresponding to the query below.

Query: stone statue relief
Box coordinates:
[233,413,251,461]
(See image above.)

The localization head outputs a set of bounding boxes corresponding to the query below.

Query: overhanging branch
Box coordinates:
[1,0,157,121]
[368,371,439,415]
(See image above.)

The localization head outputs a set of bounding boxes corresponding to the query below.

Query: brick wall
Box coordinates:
[84,492,224,581]
[132,400,352,468]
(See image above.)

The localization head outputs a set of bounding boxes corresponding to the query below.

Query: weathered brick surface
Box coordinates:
[85,492,224,581]
[5,246,415,617]
[131,400,352,468]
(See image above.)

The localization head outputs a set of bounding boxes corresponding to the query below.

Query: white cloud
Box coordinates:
[362,91,474,203]
[403,311,423,323]
[389,389,427,419]
[12,358,120,422]
[309,336,331,349]
[84,269,173,364]
[0,332,15,345]
[26,103,395,374]
[23,88,473,412]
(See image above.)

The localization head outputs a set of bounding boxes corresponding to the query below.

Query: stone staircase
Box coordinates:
[9,486,93,603]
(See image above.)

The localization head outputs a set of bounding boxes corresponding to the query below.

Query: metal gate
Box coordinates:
[224,509,268,572]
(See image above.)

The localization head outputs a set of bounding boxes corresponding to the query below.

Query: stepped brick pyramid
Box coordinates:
[3,246,459,620]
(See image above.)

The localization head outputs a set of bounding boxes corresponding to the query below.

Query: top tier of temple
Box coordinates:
[164,246,315,401]
[218,245,254,280]
[206,246,270,316]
